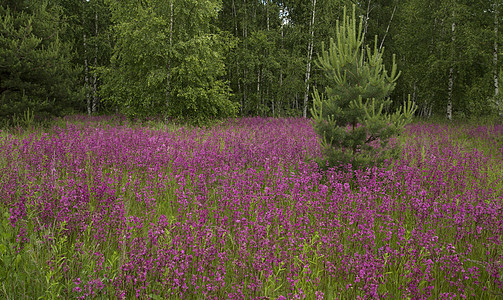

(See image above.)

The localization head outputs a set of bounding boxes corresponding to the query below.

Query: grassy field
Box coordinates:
[0,116,502,299]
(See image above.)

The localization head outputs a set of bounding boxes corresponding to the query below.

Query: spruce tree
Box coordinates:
[311,5,416,170]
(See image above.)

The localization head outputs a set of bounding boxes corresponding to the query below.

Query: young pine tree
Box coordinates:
[0,1,83,123]
[311,5,416,170]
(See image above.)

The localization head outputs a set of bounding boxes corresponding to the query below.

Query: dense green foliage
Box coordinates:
[393,0,495,118]
[311,6,416,169]
[100,0,238,122]
[1,0,503,122]
[0,1,82,122]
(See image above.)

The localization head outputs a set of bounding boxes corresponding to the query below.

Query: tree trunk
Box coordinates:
[243,0,247,39]
[379,5,396,51]
[278,68,283,117]
[243,69,247,113]
[232,0,238,35]
[279,18,284,117]
[447,19,455,121]
[257,68,261,114]
[266,0,270,31]
[169,0,174,45]
[230,0,240,113]
[92,9,98,114]
[243,0,248,113]
[303,0,316,118]
[84,33,90,115]
[166,0,174,109]
[83,0,90,115]
[266,86,269,117]
[362,0,372,62]
[494,0,499,98]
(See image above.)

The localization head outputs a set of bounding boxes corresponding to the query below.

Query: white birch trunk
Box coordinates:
[279,17,284,117]
[84,32,90,115]
[494,0,499,98]
[232,0,238,35]
[447,66,453,120]
[379,6,396,51]
[303,0,316,118]
[266,1,270,31]
[92,10,98,114]
[495,1,502,116]
[243,69,247,112]
[243,0,248,112]
[166,0,174,109]
[83,0,90,116]
[243,0,247,39]
[447,20,455,121]
[238,61,243,114]
[257,68,261,113]
[362,0,371,62]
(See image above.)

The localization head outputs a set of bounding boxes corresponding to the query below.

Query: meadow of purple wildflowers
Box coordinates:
[0,116,502,299]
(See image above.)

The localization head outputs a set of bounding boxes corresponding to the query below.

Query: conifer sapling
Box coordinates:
[311,5,416,169]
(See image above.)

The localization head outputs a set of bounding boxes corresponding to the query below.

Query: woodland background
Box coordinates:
[1,0,502,123]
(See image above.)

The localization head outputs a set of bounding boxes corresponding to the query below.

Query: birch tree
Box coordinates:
[447,13,455,121]
[302,0,316,118]
[82,0,90,115]
[492,0,503,116]
[101,0,237,122]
